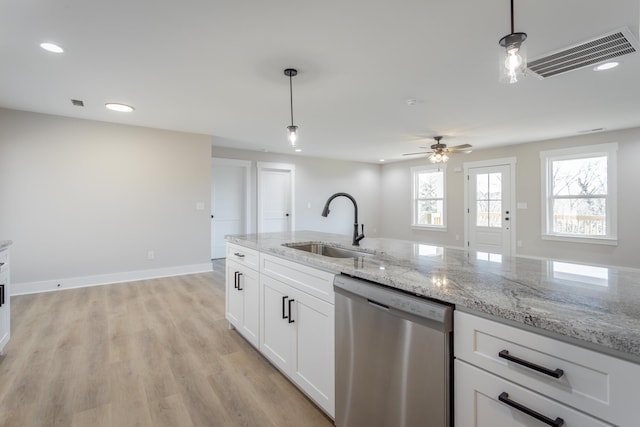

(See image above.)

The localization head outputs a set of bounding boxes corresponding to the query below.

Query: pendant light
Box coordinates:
[498,0,527,84]
[284,68,298,146]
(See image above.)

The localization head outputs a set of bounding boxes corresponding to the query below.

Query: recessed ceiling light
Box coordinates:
[40,42,64,53]
[105,103,134,113]
[379,159,385,162]
[294,148,302,152]
[594,62,619,71]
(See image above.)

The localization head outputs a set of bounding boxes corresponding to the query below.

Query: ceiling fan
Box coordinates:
[403,136,472,163]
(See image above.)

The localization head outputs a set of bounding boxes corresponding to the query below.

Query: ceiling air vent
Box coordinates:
[527,27,639,79]
[71,99,84,107]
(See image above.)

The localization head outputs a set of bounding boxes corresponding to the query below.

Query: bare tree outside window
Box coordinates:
[551,156,607,235]
[412,167,445,227]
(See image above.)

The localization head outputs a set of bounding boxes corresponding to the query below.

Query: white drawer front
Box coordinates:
[455,360,613,427]
[455,311,640,426]
[0,249,8,273]
[226,243,259,270]
[260,253,335,304]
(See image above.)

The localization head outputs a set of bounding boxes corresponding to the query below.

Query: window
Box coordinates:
[540,143,617,244]
[411,165,446,229]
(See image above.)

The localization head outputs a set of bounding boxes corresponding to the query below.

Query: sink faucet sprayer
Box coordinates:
[321,192,365,246]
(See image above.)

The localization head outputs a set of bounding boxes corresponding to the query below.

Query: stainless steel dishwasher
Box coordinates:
[334,274,453,427]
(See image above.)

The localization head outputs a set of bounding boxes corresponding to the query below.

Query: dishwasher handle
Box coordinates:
[334,274,452,331]
[368,299,390,310]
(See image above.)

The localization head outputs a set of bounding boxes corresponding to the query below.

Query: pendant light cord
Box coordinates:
[289,74,294,126]
[510,0,515,34]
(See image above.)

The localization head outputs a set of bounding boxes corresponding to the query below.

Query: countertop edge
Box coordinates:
[226,234,640,363]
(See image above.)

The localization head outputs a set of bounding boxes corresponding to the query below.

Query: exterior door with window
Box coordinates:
[467,164,512,255]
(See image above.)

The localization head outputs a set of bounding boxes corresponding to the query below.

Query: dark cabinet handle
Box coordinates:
[282,296,288,319]
[288,299,295,323]
[0,262,5,267]
[499,392,564,426]
[233,252,245,258]
[236,272,243,290]
[499,350,564,378]
[233,271,239,289]
[0,284,4,307]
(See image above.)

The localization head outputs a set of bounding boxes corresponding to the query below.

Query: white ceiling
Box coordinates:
[1,0,639,163]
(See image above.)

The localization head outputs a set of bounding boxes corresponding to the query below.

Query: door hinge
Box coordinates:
[467,241,470,247]
[467,208,470,214]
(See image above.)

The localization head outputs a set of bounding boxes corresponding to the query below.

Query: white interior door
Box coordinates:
[211,159,250,259]
[466,162,514,256]
[257,162,295,233]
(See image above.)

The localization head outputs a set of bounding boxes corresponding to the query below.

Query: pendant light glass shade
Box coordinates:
[287,125,298,145]
[498,0,527,84]
[499,33,527,84]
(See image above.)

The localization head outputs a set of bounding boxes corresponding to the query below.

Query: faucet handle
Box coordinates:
[361,224,365,235]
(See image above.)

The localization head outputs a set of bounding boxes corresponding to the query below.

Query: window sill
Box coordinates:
[541,234,618,246]
[411,225,447,232]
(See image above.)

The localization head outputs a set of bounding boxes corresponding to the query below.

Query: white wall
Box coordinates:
[211,144,381,238]
[0,109,212,291]
[379,128,640,268]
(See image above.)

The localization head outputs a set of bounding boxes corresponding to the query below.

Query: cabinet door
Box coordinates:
[239,265,259,348]
[226,260,244,327]
[455,360,613,427]
[292,290,335,417]
[260,275,295,373]
[0,255,10,353]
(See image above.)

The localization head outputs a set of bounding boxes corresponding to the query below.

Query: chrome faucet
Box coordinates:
[321,192,365,246]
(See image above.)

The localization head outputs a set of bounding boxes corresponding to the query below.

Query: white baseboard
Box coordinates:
[11,263,214,296]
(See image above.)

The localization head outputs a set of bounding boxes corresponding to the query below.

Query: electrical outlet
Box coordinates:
[517,240,523,248]
[147,250,155,260]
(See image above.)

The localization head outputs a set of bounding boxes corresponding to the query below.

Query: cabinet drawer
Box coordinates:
[455,360,613,427]
[455,311,640,426]
[260,253,335,304]
[226,243,259,270]
[0,249,8,273]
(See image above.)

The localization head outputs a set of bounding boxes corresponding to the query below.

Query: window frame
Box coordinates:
[410,164,447,231]
[540,143,618,245]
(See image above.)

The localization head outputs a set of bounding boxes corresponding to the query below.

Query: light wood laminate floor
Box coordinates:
[0,260,334,427]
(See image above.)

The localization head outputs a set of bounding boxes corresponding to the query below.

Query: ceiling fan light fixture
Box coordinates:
[284,68,299,147]
[498,0,527,84]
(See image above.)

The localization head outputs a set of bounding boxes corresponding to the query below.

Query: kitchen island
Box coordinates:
[227,230,640,362]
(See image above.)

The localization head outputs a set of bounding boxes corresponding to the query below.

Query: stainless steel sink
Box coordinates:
[283,242,373,258]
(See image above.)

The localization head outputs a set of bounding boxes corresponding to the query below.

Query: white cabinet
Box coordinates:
[0,247,11,354]
[455,311,640,427]
[225,246,260,349]
[260,253,335,418]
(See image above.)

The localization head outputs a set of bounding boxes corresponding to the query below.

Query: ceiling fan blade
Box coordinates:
[402,151,433,156]
[448,144,472,150]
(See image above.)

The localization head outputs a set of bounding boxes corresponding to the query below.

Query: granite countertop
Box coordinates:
[227,231,640,362]
[0,240,12,250]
